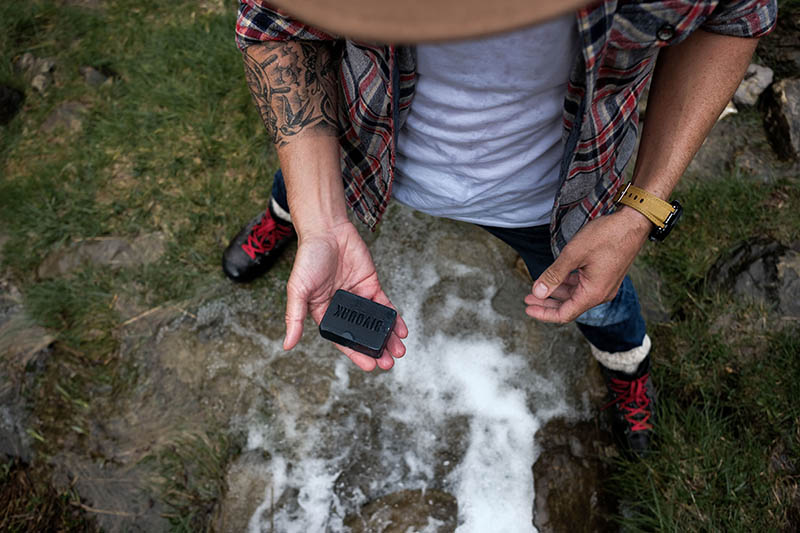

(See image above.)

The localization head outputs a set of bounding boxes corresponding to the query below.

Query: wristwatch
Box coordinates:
[613,183,682,242]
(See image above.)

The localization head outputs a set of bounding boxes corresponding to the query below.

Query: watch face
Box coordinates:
[650,201,683,242]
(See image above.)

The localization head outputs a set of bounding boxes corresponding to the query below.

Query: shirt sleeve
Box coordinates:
[235,0,335,51]
[701,0,778,38]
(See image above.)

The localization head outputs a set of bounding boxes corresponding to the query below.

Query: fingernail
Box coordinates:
[534,283,548,298]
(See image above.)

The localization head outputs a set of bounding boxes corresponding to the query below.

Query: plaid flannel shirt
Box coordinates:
[236,0,776,254]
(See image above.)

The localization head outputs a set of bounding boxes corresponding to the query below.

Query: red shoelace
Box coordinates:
[241,212,294,260]
[602,373,653,432]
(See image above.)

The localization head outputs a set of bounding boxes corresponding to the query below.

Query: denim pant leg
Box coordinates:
[271,169,291,213]
[479,224,647,353]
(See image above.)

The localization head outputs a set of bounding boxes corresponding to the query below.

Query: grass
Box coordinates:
[1,0,281,530]
[611,164,800,530]
[1,0,799,532]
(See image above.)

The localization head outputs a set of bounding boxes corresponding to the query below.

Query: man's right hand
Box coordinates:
[241,40,406,369]
[283,221,408,371]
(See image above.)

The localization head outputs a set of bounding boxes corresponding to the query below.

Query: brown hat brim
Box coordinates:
[268,0,591,43]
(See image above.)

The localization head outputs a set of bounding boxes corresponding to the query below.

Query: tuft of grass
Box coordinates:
[140,430,242,532]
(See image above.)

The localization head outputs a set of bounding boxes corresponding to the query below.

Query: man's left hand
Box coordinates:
[524,207,651,323]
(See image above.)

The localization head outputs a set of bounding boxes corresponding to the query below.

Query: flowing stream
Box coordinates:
[219,204,596,532]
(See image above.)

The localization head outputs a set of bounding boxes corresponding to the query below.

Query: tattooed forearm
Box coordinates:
[243,41,340,147]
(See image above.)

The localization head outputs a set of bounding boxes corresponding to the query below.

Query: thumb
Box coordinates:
[533,248,580,299]
[283,282,308,350]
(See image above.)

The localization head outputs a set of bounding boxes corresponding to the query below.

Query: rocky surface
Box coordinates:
[213,450,274,533]
[707,238,800,319]
[685,109,789,183]
[763,77,800,161]
[14,53,56,95]
[344,489,458,532]
[37,232,166,278]
[734,64,774,107]
[25,203,660,532]
[533,418,617,533]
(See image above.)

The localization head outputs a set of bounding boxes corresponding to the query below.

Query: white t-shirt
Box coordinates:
[392,15,579,228]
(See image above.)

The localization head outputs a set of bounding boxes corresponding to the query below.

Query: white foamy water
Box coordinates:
[235,251,581,533]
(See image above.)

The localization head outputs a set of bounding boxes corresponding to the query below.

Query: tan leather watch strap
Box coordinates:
[613,184,676,229]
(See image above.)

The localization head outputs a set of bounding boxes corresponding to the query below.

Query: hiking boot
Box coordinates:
[601,355,656,457]
[222,200,296,282]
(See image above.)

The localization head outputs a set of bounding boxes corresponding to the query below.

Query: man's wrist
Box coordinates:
[615,205,655,238]
[294,214,351,241]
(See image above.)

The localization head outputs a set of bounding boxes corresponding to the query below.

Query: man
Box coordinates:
[222,0,776,455]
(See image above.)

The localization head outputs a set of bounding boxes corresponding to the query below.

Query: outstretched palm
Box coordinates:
[283,221,408,371]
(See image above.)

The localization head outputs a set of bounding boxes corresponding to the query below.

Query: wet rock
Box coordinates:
[41,101,87,133]
[707,238,800,318]
[533,418,617,533]
[212,450,272,533]
[0,85,24,125]
[37,232,166,278]
[80,66,109,87]
[344,489,458,533]
[15,53,56,94]
[491,268,532,321]
[734,64,774,106]
[269,354,333,405]
[763,78,800,160]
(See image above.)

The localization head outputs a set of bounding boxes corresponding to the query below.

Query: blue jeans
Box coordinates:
[479,224,646,353]
[271,170,646,353]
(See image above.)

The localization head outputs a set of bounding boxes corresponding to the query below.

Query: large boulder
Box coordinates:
[763,78,800,160]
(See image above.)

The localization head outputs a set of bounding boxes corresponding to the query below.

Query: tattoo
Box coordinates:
[243,41,340,147]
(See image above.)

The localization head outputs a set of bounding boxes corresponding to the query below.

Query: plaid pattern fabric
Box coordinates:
[236,0,776,253]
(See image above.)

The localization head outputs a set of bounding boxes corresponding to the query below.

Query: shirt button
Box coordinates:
[657,23,676,41]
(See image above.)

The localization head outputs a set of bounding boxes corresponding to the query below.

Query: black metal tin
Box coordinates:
[319,290,397,358]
